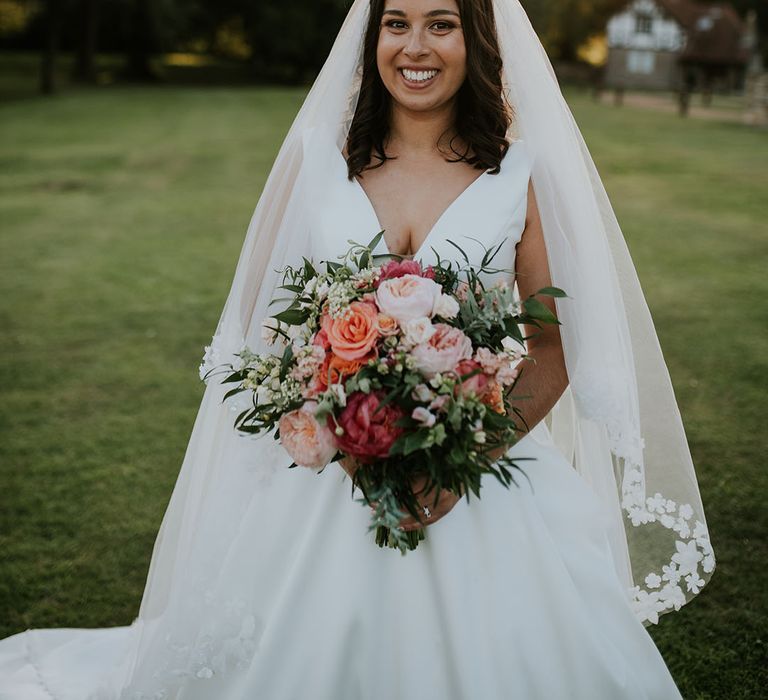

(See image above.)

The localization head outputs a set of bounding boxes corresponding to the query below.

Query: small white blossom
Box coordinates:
[644,573,662,589]
[411,384,435,402]
[328,383,347,407]
[433,293,460,319]
[501,335,524,353]
[411,407,436,427]
[685,572,705,594]
[661,563,681,584]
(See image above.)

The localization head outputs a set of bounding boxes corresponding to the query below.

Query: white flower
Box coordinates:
[646,492,666,514]
[501,335,524,353]
[662,563,681,584]
[316,281,330,300]
[631,589,664,625]
[671,540,703,576]
[692,521,709,539]
[678,503,694,520]
[328,383,347,407]
[644,573,662,589]
[411,406,436,427]
[702,555,715,573]
[433,293,460,319]
[628,507,655,526]
[411,383,435,402]
[674,519,691,539]
[474,431,487,444]
[658,582,686,611]
[685,572,705,594]
[402,317,436,346]
[660,514,675,528]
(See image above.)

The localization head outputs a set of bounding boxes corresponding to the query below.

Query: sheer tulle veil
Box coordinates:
[117,0,714,694]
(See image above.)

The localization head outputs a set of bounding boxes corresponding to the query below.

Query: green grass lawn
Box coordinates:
[0,80,766,699]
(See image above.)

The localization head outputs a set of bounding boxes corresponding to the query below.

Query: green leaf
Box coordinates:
[273,308,309,325]
[522,297,560,324]
[535,286,568,298]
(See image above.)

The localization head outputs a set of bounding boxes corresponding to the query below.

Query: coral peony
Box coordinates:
[279,402,338,469]
[375,274,443,324]
[411,323,473,377]
[321,301,380,361]
[332,391,404,460]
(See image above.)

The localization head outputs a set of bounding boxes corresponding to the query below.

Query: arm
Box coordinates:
[487,178,568,460]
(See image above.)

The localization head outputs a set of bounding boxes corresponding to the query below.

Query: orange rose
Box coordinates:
[316,350,375,391]
[321,301,380,361]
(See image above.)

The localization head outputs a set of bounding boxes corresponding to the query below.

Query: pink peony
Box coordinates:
[332,391,404,461]
[321,301,380,361]
[411,323,473,377]
[279,402,338,469]
[376,259,425,287]
[375,274,443,324]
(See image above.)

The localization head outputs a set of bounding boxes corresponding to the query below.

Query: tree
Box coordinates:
[40,0,64,94]
[71,0,98,83]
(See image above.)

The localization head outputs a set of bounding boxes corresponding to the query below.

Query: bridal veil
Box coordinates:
[119,0,714,694]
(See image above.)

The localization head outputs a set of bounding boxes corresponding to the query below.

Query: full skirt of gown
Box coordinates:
[0,421,683,700]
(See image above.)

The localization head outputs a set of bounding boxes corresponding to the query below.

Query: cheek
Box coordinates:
[376,35,400,75]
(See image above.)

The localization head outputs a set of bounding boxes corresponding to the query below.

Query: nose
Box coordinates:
[403,28,429,59]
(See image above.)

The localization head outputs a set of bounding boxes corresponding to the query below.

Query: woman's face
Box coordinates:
[376,0,467,114]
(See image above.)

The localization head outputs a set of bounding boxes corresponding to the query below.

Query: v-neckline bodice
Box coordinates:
[336,148,491,258]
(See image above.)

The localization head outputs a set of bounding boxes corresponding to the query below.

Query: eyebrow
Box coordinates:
[383,9,460,18]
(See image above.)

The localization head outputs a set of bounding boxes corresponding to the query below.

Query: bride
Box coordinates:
[0,1,715,698]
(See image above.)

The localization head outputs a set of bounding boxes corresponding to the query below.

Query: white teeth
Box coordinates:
[402,69,438,82]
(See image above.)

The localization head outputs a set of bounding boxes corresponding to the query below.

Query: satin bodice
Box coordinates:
[301,127,533,281]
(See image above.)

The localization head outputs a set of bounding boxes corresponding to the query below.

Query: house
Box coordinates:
[604,0,752,92]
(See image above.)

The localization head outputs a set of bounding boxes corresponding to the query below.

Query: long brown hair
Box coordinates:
[345,0,513,180]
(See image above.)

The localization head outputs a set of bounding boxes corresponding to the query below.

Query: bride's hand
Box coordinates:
[395,475,463,532]
[339,457,462,531]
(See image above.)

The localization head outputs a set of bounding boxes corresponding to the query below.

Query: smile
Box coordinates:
[398,68,440,88]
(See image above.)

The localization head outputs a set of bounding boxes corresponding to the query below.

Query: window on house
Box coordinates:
[635,13,653,34]
[627,50,655,74]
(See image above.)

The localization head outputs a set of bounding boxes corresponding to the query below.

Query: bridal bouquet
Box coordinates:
[202,233,565,554]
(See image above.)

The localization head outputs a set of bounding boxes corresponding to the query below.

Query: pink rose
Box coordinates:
[375,274,443,324]
[454,359,491,398]
[321,301,380,361]
[279,402,338,469]
[411,323,473,377]
[332,391,404,461]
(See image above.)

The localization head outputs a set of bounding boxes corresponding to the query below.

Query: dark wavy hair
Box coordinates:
[345,0,513,180]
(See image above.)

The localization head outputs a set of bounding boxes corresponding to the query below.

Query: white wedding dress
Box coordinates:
[0,138,684,699]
